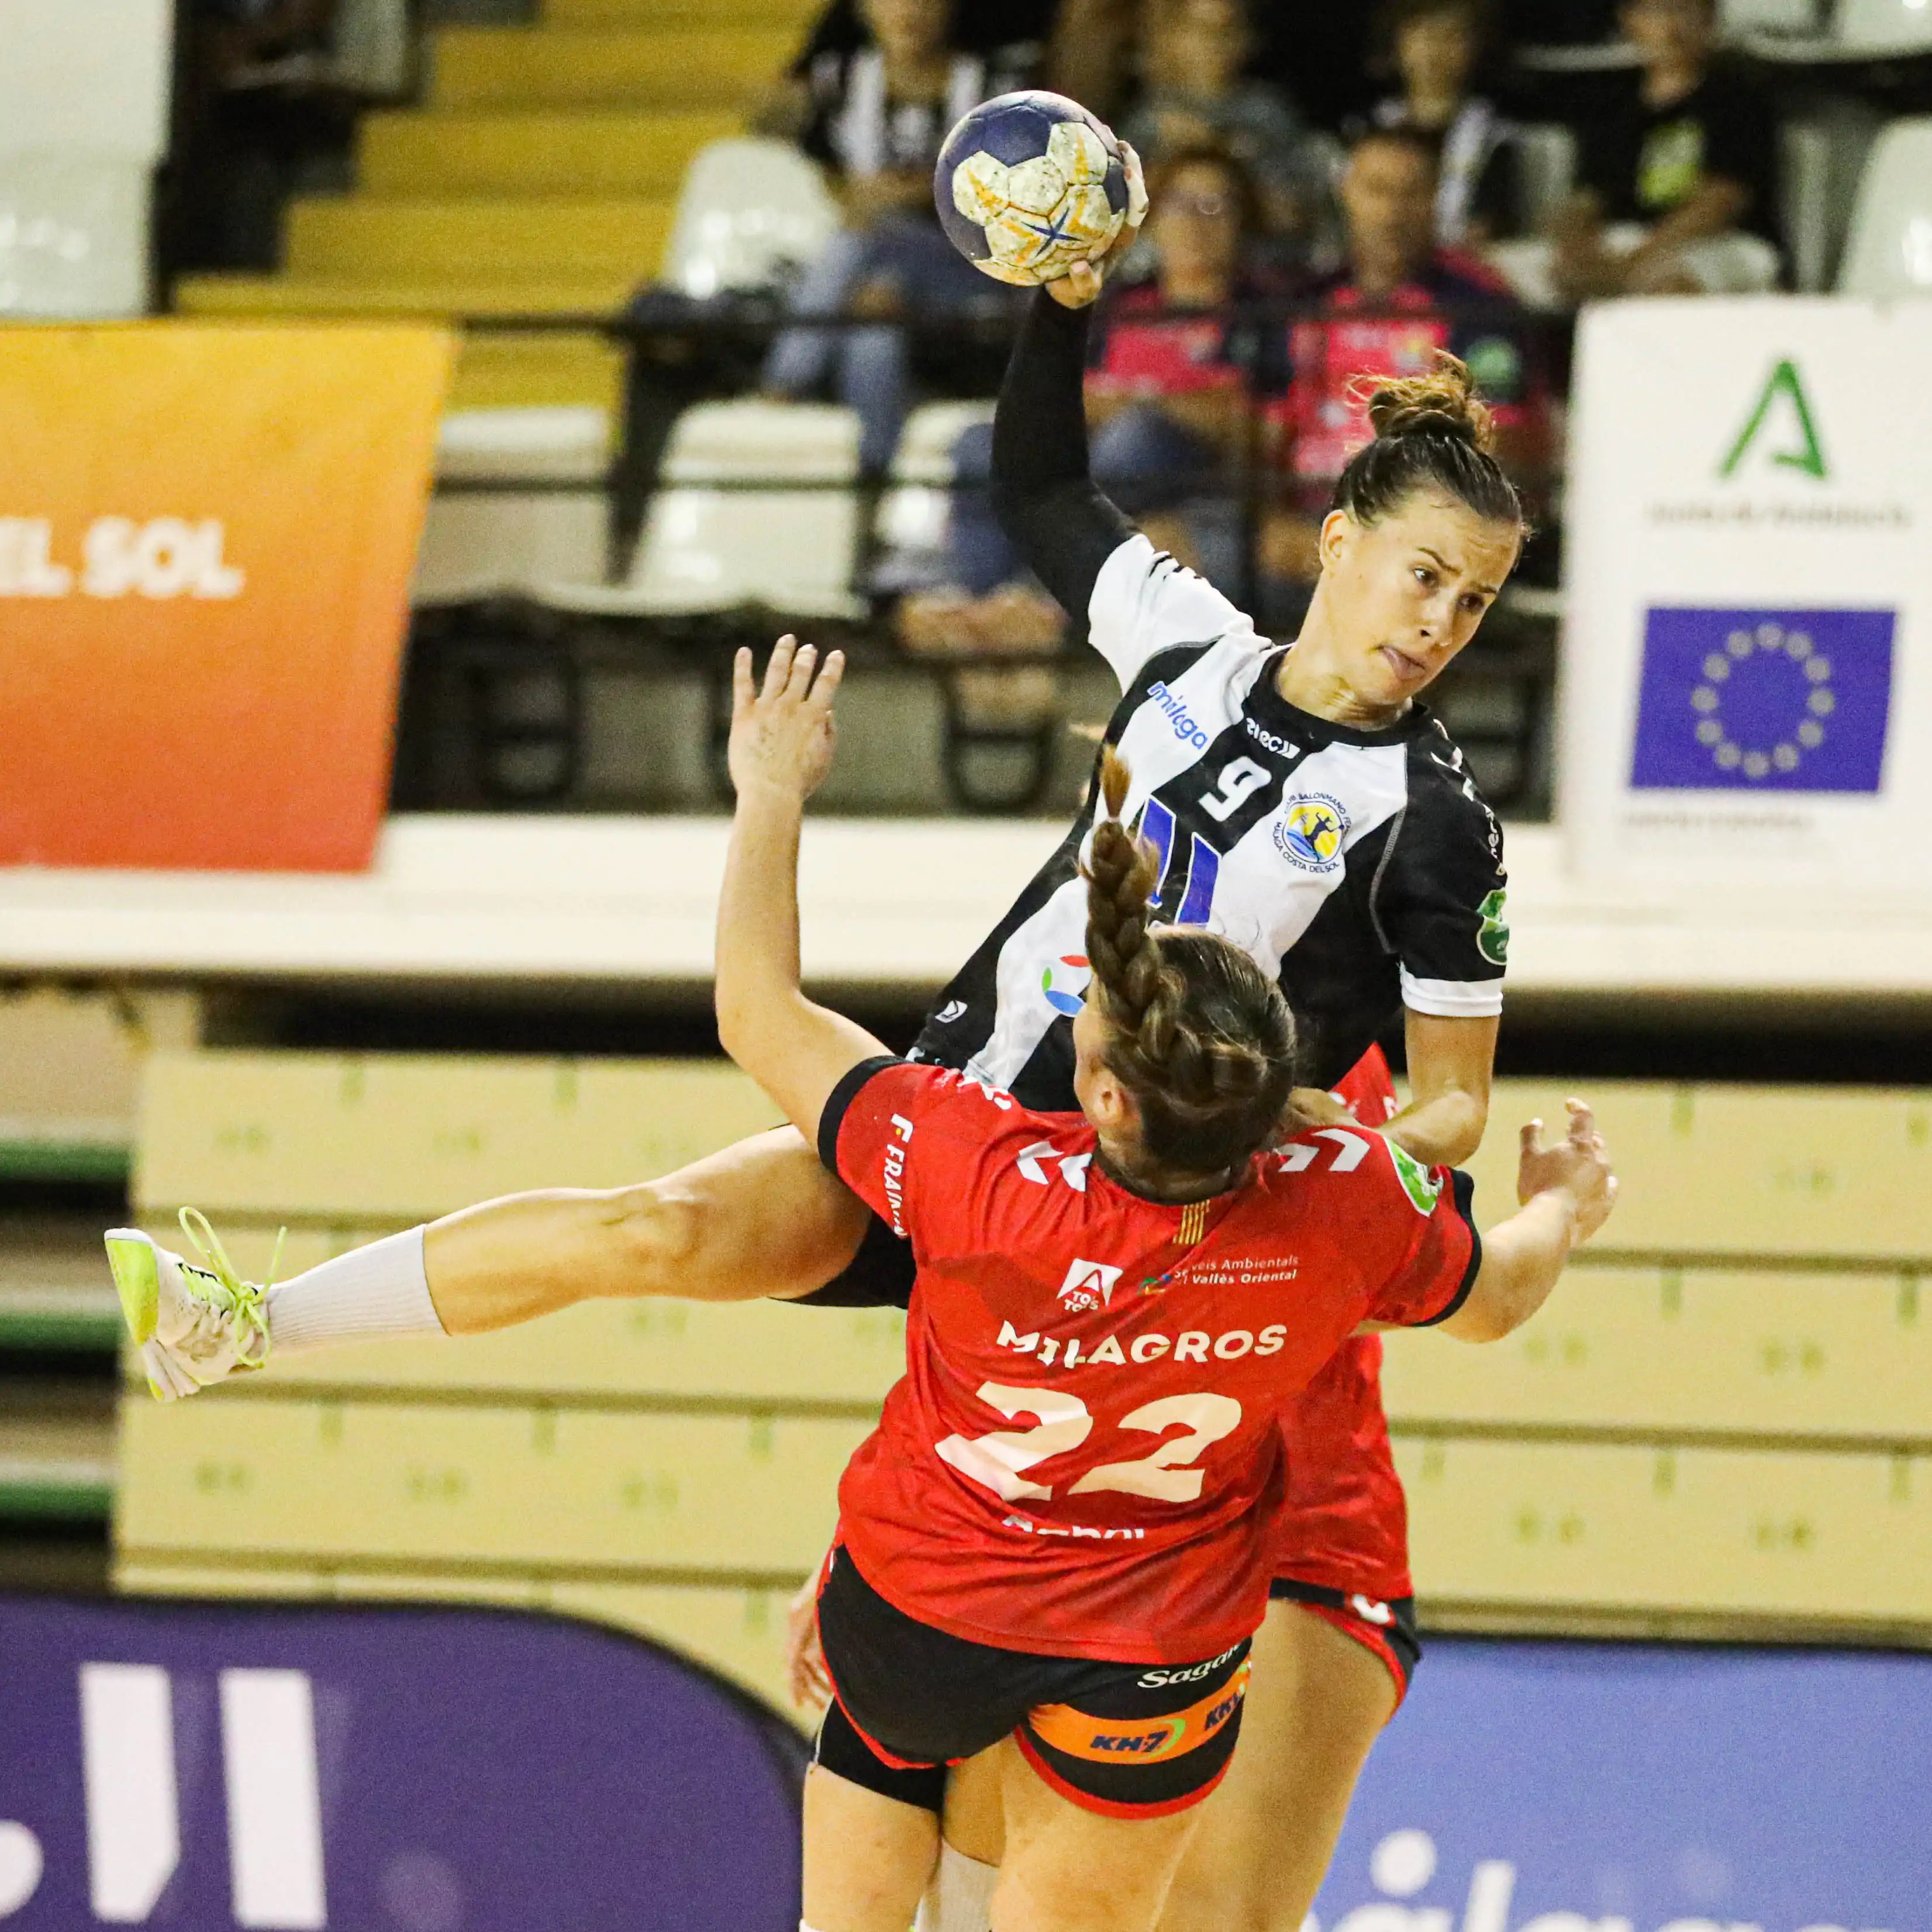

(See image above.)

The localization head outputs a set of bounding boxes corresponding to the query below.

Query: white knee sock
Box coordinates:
[914,1843,998,1932]
[264,1226,445,1353]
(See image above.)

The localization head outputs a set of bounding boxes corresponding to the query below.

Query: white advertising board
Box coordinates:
[1558,298,1932,890]
[0,1,172,163]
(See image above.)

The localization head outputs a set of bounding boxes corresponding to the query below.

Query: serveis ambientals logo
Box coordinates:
[0,517,245,600]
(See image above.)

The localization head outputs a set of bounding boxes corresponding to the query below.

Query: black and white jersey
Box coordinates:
[911,536,1509,1108]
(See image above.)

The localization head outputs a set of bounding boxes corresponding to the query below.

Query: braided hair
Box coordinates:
[1331,350,1524,533]
[1082,748,1298,1179]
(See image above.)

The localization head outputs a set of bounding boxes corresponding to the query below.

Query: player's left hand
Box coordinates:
[1516,1099,1617,1243]
[1047,137,1146,311]
[729,635,845,802]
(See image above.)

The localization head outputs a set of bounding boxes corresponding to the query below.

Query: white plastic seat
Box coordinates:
[661,139,841,300]
[545,400,865,618]
[413,408,611,606]
[0,153,149,318]
[1720,0,1819,34]
[1837,118,1932,295]
[1838,0,1932,52]
[875,401,996,553]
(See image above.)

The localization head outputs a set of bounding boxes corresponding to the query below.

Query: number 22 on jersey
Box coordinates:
[936,1384,1243,1505]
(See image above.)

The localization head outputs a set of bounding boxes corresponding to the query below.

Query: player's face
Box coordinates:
[862,0,947,60]
[1319,491,1520,707]
[1621,0,1716,67]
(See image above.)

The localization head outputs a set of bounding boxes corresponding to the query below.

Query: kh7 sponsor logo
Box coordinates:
[1000,1317,1289,1369]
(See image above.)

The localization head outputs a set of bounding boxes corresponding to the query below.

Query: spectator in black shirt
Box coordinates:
[760,0,1031,472]
[1364,0,1520,246]
[1553,0,1781,296]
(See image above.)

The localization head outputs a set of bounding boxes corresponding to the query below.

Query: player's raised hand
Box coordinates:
[1515,1099,1617,1242]
[1047,137,1147,310]
[729,635,844,802]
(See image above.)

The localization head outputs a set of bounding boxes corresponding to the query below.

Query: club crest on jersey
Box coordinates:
[1058,1257,1123,1312]
[1274,793,1350,873]
[1389,1141,1443,1215]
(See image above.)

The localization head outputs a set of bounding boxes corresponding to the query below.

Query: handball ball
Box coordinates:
[935,91,1131,287]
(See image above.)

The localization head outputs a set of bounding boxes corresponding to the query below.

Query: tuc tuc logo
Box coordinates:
[1057,1257,1123,1312]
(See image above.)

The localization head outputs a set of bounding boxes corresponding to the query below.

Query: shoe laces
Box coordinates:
[178,1208,283,1370]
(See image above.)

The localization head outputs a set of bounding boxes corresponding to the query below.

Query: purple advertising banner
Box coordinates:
[0,1594,805,1931]
[1316,1638,1931,1932]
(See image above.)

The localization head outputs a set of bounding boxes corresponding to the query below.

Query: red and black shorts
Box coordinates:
[813,1546,1251,1821]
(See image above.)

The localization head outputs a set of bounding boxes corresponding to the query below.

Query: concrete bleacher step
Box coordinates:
[284,194,674,282]
[429,26,794,109]
[359,107,738,198]
[174,272,634,318]
[1398,1434,1930,1624]
[543,0,820,29]
[1384,1265,1930,1440]
[118,1395,867,1575]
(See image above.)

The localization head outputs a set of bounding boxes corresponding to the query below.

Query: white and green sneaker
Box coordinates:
[104,1210,278,1402]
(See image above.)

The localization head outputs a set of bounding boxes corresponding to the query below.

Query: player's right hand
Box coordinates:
[729,634,845,803]
[1516,1099,1617,1243]
[1047,137,1146,311]
[785,1571,833,1712]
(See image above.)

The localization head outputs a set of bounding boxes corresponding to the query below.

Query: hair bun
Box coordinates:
[1360,351,1496,456]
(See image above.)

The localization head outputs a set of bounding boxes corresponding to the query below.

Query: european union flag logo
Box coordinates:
[1629,607,1894,794]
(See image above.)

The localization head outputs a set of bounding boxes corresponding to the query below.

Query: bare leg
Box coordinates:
[943,1747,1006,1862]
[995,1738,1200,1932]
[803,1766,941,1932]
[1156,1603,1397,1932]
[420,1126,872,1333]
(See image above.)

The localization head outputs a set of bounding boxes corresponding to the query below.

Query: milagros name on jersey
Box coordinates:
[998,1319,1291,1368]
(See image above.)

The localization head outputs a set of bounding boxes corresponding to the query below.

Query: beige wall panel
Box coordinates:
[1469,1081,1932,1257]
[547,1582,800,1716]
[118,1395,862,1572]
[135,1051,781,1220]
[1384,1268,1932,1436]
[1401,1436,1932,1619]
[258,1295,906,1404]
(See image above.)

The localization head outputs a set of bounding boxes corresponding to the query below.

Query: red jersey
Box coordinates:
[822,1056,1479,1664]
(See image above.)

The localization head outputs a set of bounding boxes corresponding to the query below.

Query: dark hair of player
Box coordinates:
[1331,350,1525,535]
[1081,748,1298,1177]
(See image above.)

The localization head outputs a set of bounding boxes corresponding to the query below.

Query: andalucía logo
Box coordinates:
[1041,954,1090,1016]
[1274,793,1350,872]
[1630,609,1895,795]
[1720,358,1827,482]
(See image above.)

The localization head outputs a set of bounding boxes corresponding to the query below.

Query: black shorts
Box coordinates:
[813,1547,1251,1820]
[787,1211,915,1309]
[1269,1579,1422,1700]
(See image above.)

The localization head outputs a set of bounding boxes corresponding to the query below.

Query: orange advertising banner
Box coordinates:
[0,323,453,870]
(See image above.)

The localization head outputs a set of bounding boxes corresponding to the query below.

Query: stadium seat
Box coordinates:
[1720,0,1820,33]
[1510,123,1578,236]
[1837,118,1932,295]
[875,399,996,556]
[1837,0,1932,51]
[659,137,841,299]
[0,153,149,318]
[546,400,866,617]
[413,407,612,605]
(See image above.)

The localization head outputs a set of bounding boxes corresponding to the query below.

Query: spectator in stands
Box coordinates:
[1082,146,1285,589]
[1260,124,1547,596]
[1552,0,1781,296]
[170,0,356,272]
[1119,0,1334,259]
[1363,0,1520,246]
[759,0,1032,474]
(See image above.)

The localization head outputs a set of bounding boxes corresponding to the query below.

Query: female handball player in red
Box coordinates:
[715,636,1613,1932]
[111,137,1538,1932]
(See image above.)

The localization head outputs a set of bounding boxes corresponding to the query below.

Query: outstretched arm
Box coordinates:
[713,638,889,1143]
[988,149,1146,622]
[1438,1100,1617,1343]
